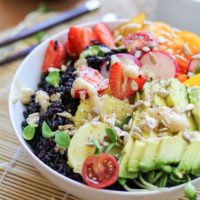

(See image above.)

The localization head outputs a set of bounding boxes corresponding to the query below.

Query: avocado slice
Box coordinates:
[188,86,200,130]
[139,139,160,172]
[68,122,109,173]
[178,140,200,173]
[128,140,146,172]
[119,136,138,179]
[142,80,167,106]
[166,79,197,131]
[153,93,167,106]
[191,141,200,176]
[156,134,188,167]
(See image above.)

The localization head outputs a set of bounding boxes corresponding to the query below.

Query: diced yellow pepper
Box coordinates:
[184,74,200,87]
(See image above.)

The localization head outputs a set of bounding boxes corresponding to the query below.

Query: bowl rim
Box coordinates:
[8,19,200,196]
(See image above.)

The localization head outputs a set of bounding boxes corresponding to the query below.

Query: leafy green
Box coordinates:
[46,71,60,87]
[157,173,168,187]
[23,125,36,140]
[55,130,70,148]
[105,128,117,144]
[120,115,132,129]
[184,182,197,200]
[42,121,55,138]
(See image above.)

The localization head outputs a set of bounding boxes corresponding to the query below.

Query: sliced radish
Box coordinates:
[100,60,110,78]
[100,53,141,78]
[189,55,200,73]
[110,53,141,67]
[123,32,157,58]
[140,50,178,79]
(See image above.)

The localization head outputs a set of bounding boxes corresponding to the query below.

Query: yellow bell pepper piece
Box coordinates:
[184,74,200,87]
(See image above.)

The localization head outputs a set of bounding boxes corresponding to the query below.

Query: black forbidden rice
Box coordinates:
[21,49,126,191]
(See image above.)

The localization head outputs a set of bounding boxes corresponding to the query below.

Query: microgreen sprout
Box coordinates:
[46,71,60,87]
[23,125,36,140]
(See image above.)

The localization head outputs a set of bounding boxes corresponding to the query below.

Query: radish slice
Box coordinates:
[100,53,141,78]
[113,53,141,67]
[189,56,200,73]
[100,60,110,78]
[140,50,178,79]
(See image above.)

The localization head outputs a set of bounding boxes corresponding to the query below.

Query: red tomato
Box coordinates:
[93,22,115,48]
[42,40,66,73]
[74,66,109,99]
[109,62,145,99]
[67,26,96,57]
[82,153,119,189]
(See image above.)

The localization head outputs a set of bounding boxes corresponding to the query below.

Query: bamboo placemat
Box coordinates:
[0,1,196,199]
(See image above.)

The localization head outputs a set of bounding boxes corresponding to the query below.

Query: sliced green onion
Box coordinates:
[23,125,36,140]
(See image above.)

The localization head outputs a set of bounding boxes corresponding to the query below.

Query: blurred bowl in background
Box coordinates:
[156,0,200,34]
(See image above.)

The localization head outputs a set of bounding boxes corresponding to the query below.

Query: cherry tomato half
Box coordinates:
[82,153,119,189]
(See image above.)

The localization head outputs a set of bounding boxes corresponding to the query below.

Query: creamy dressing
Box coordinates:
[111,55,141,93]
[71,77,102,113]
[140,106,190,133]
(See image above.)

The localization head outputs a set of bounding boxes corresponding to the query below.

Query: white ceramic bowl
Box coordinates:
[9,19,200,200]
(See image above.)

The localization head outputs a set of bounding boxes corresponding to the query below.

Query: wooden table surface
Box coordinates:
[0,1,140,199]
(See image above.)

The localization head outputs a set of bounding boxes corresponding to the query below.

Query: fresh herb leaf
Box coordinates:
[184,182,197,200]
[105,143,115,153]
[120,115,132,129]
[55,130,70,148]
[92,138,102,154]
[46,71,60,87]
[35,31,45,43]
[42,121,55,138]
[105,128,117,144]
[23,125,36,140]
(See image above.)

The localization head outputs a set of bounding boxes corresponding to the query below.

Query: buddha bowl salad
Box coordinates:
[21,13,200,197]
